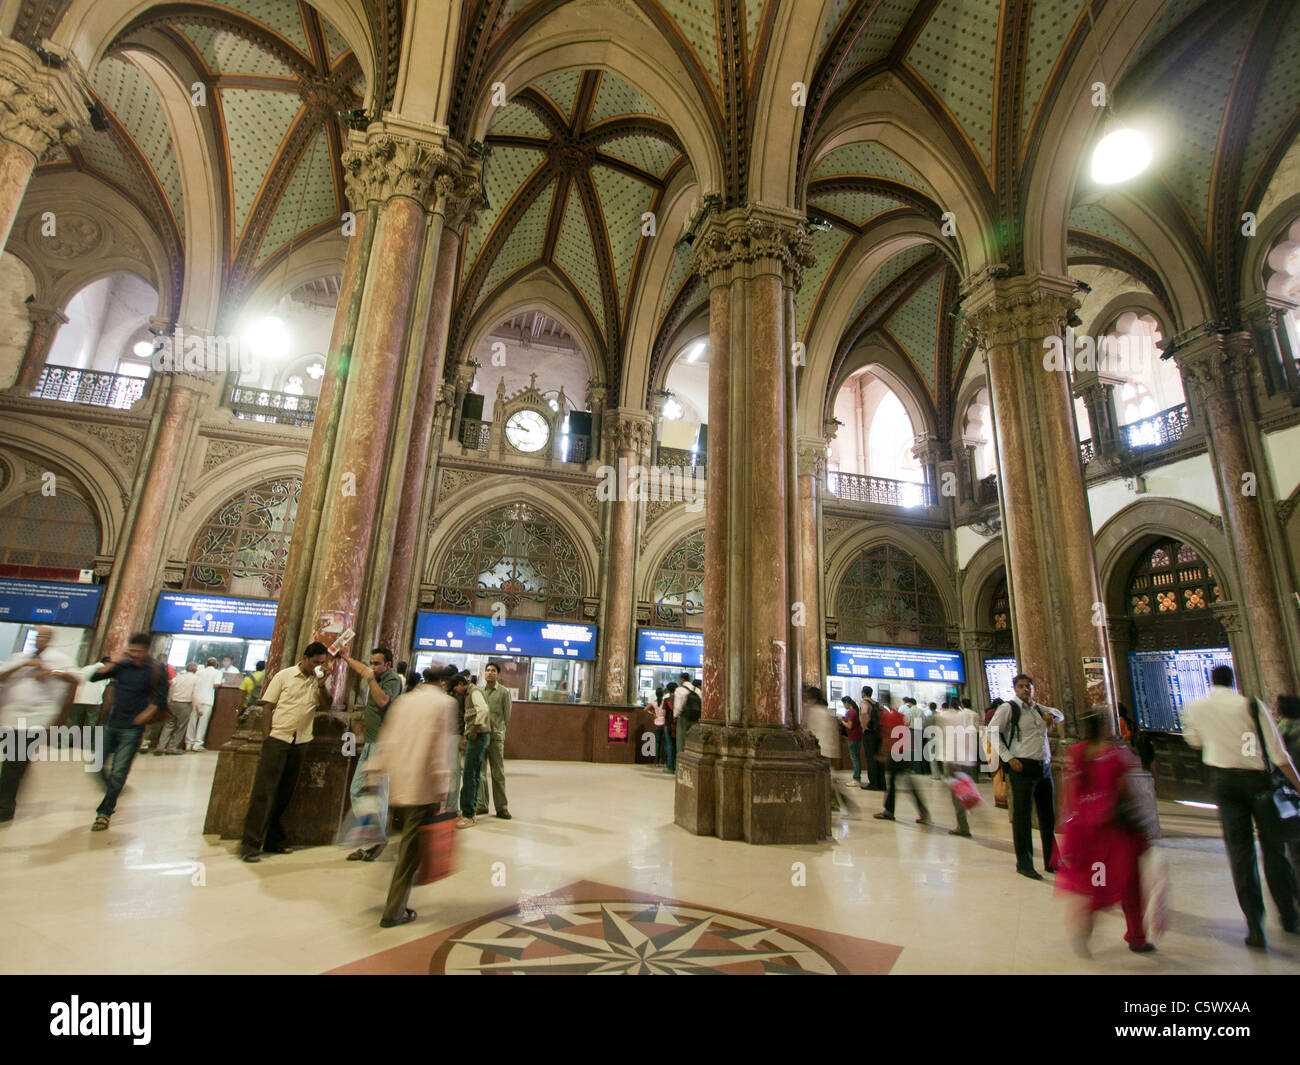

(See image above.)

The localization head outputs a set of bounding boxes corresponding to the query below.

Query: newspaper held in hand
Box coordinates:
[327,627,355,657]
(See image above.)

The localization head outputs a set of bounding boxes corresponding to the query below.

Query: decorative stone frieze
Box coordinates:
[690,204,815,290]
[341,120,466,211]
[0,40,86,161]
[961,273,1078,351]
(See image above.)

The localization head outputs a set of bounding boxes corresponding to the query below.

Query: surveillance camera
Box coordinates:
[1073,279,1093,294]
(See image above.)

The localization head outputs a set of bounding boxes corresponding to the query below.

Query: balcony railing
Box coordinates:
[826,471,936,508]
[29,366,147,410]
[459,417,490,451]
[657,446,705,474]
[229,387,317,428]
[1124,403,1191,450]
[1080,438,1095,465]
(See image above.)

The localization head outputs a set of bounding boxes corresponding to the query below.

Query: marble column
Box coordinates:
[378,179,477,655]
[0,41,85,253]
[101,375,205,652]
[964,273,1110,728]
[599,409,652,703]
[796,437,826,687]
[266,197,373,677]
[1166,328,1296,704]
[13,302,68,390]
[677,205,825,844]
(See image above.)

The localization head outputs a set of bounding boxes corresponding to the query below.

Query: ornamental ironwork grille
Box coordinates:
[0,492,99,570]
[989,574,1013,655]
[652,529,705,629]
[1125,537,1225,651]
[184,479,300,597]
[836,543,946,647]
[437,502,583,619]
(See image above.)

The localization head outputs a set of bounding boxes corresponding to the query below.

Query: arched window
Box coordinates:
[184,479,300,597]
[651,529,705,629]
[0,491,99,569]
[836,543,946,647]
[1102,312,1185,438]
[1124,537,1224,650]
[1265,218,1300,359]
[437,502,583,619]
[829,368,923,483]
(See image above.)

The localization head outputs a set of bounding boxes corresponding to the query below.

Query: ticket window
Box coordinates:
[530,658,586,702]
[636,665,684,704]
[411,653,531,701]
[7,623,92,662]
[162,636,270,677]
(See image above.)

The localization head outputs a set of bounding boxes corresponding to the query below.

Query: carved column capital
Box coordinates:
[453,359,478,391]
[586,384,608,410]
[26,301,68,330]
[960,272,1079,351]
[606,408,653,458]
[1161,325,1253,400]
[341,120,465,211]
[0,40,87,162]
[797,436,828,478]
[822,417,842,443]
[1210,600,1244,635]
[691,204,816,290]
[910,433,943,465]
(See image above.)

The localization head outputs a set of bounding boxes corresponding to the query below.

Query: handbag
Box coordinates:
[948,771,983,812]
[414,810,459,885]
[1248,700,1300,844]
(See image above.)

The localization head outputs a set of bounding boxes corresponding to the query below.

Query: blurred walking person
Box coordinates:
[874,699,930,824]
[365,679,458,927]
[860,686,884,790]
[0,625,78,822]
[155,661,198,755]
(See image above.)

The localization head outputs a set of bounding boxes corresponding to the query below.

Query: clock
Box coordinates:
[505,409,551,452]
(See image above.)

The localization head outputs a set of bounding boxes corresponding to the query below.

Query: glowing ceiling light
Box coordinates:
[245,314,291,362]
[132,340,153,359]
[1091,127,1152,185]
[662,398,684,421]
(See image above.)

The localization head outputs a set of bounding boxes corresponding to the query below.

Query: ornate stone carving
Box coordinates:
[1207,514,1224,532]
[33,213,101,258]
[644,496,681,527]
[1161,326,1251,402]
[162,564,185,588]
[917,527,947,554]
[436,467,470,502]
[822,515,852,541]
[797,437,827,478]
[0,41,85,161]
[1277,497,1298,526]
[178,491,197,512]
[202,438,259,473]
[960,273,1078,351]
[606,409,653,458]
[72,423,144,471]
[691,205,816,289]
[553,480,601,522]
[342,127,461,210]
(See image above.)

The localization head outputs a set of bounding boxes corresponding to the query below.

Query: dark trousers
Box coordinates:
[384,803,438,922]
[240,737,304,853]
[459,733,490,817]
[0,729,39,820]
[1008,758,1056,871]
[98,724,143,817]
[847,738,863,781]
[676,714,698,758]
[863,732,883,789]
[1212,767,1299,929]
[885,760,928,819]
[664,721,676,770]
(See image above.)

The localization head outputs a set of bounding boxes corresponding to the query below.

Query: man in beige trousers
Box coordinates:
[364,680,458,928]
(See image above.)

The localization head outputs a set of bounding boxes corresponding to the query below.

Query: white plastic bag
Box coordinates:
[337,772,389,848]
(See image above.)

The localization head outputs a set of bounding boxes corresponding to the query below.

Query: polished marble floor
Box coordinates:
[3,754,1299,974]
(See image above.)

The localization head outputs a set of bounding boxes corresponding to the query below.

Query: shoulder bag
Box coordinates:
[1249,699,1300,844]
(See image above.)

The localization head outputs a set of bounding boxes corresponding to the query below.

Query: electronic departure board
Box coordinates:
[1127,647,1233,733]
[983,657,1019,702]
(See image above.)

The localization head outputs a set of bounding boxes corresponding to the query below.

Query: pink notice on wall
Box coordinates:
[608,713,629,743]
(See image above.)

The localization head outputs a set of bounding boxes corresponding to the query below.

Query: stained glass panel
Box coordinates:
[651,529,705,629]
[184,479,300,597]
[836,544,947,646]
[0,491,99,570]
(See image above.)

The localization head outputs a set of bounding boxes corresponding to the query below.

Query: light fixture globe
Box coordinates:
[245,314,291,363]
[132,340,153,359]
[1091,127,1152,185]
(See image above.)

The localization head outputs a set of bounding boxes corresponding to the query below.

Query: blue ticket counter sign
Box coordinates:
[636,628,704,668]
[1128,647,1233,733]
[414,611,598,660]
[828,642,965,683]
[0,578,103,626]
[151,593,278,639]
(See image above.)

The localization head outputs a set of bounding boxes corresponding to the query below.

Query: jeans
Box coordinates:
[0,728,40,820]
[654,725,667,765]
[1212,767,1299,929]
[459,733,490,818]
[885,760,929,820]
[384,803,438,922]
[98,723,143,817]
[240,737,304,854]
[863,731,883,789]
[447,734,463,814]
[847,738,863,781]
[664,722,676,770]
[157,701,192,753]
[1008,758,1056,871]
[476,723,508,813]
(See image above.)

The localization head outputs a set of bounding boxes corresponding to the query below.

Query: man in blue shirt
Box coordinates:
[90,632,169,832]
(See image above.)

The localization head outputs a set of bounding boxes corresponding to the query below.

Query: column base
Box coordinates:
[675,721,831,844]
[203,712,356,845]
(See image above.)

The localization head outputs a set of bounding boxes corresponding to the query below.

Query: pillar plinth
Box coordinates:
[599,409,652,703]
[674,205,827,843]
[964,273,1110,728]
[1166,328,1296,704]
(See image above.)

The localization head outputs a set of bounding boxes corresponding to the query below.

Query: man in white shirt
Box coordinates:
[238,643,332,862]
[1183,664,1300,949]
[990,672,1065,879]
[0,626,79,822]
[156,662,199,755]
[674,672,702,757]
[187,657,222,751]
[935,702,977,837]
[68,656,112,738]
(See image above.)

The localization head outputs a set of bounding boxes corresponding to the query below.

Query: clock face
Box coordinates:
[505,409,551,453]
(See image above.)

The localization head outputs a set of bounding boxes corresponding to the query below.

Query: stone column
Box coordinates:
[677,205,825,844]
[912,434,943,505]
[378,171,478,654]
[1165,328,1297,704]
[964,273,1110,729]
[796,437,826,687]
[13,302,68,390]
[101,374,206,652]
[0,41,85,253]
[599,409,652,703]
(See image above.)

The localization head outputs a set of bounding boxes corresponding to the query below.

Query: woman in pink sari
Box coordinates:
[1057,709,1153,955]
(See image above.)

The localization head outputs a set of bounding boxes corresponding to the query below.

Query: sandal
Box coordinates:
[379,908,417,928]
[346,849,367,861]
[91,816,110,832]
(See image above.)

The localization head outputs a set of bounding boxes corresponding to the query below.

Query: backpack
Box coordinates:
[681,685,702,722]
